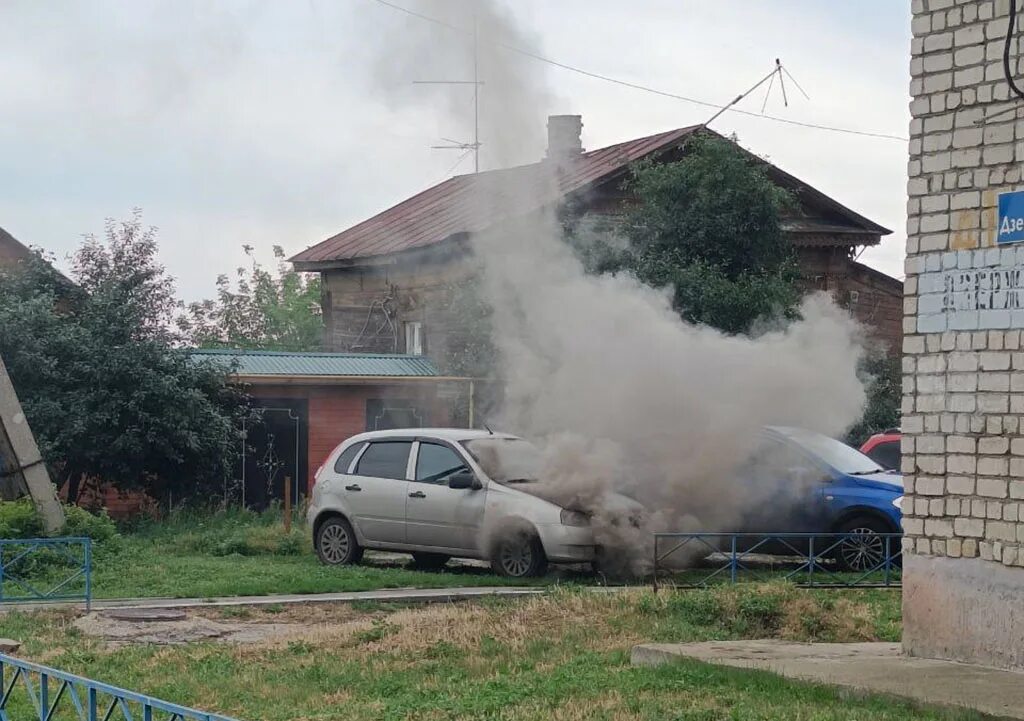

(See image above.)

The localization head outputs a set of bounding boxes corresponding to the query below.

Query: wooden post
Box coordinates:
[283,475,292,534]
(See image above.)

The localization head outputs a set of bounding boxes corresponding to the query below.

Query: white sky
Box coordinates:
[0,0,910,302]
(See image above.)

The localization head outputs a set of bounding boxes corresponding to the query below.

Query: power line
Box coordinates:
[371,0,908,142]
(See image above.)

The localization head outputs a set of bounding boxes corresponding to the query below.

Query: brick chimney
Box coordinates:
[546,114,583,160]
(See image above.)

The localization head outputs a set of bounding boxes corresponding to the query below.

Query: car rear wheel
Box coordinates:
[315,516,364,566]
[833,515,895,572]
[490,530,548,578]
[411,552,450,571]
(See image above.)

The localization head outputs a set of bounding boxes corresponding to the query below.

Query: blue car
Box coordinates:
[736,426,903,571]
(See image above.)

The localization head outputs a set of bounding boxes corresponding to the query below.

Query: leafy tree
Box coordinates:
[178,246,323,352]
[625,135,795,278]
[566,133,801,334]
[0,212,249,503]
[845,353,901,447]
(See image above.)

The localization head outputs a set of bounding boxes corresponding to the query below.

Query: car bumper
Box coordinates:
[536,523,596,563]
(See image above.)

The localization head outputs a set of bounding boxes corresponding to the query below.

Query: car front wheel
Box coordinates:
[315,516,364,566]
[490,530,548,578]
[834,516,895,572]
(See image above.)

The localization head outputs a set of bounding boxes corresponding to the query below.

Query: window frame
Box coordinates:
[354,440,415,481]
[404,320,423,356]
[412,440,473,486]
[333,441,367,475]
[866,440,900,471]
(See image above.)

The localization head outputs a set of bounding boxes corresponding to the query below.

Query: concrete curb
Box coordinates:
[2,586,552,613]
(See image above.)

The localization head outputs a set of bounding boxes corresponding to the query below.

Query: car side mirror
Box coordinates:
[448,470,480,490]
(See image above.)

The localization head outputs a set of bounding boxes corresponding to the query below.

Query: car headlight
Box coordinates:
[892,496,903,510]
[560,509,590,527]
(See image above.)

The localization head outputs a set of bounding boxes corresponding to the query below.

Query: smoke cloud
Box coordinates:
[472,207,867,572]
[369,1,869,574]
[367,0,557,169]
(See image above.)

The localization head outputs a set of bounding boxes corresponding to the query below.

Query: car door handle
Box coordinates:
[409,490,426,499]
[345,484,362,492]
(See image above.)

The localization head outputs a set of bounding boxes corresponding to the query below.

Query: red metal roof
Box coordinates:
[291,126,701,267]
[291,125,890,267]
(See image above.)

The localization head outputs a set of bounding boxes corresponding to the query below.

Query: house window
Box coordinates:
[404,321,423,355]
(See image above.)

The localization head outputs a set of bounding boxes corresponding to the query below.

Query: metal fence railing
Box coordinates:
[0,653,242,721]
[0,537,92,609]
[652,532,903,590]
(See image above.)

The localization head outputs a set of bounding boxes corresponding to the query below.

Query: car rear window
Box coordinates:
[865,440,900,471]
[333,442,365,474]
[355,441,412,480]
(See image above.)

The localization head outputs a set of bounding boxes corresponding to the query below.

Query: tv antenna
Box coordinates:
[702,58,809,129]
[413,15,483,173]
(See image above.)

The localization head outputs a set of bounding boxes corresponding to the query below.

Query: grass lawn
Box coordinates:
[1,584,981,721]
[79,509,905,600]
[89,509,562,599]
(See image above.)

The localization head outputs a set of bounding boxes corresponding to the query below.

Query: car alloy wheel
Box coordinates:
[499,539,534,577]
[315,520,360,565]
[838,527,885,572]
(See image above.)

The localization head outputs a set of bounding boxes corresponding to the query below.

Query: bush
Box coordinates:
[0,500,120,578]
[0,500,44,539]
[62,505,119,543]
[0,499,119,543]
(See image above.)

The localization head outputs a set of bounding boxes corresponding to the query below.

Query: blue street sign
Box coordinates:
[998,190,1024,244]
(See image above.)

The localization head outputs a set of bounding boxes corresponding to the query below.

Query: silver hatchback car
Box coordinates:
[307,428,597,577]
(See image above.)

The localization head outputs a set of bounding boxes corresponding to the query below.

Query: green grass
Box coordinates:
[0,585,980,721]
[88,507,560,599]
[17,508,905,602]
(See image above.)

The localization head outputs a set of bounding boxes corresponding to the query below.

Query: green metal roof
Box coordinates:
[189,349,439,378]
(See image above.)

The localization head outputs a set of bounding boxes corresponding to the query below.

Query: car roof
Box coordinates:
[346,427,520,443]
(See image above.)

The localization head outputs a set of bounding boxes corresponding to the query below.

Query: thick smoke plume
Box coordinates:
[472,208,866,572]
[370,1,869,573]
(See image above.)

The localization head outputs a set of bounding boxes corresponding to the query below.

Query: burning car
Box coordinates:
[308,428,637,577]
[731,426,904,570]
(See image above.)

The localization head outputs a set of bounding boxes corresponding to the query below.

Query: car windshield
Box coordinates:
[461,437,542,483]
[776,427,895,479]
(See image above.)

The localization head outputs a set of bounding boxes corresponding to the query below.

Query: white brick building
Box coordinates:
[905,0,1024,670]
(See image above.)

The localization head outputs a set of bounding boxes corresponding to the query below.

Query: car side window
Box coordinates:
[333,442,365,475]
[415,443,470,485]
[742,438,822,485]
[355,441,412,480]
[867,440,900,471]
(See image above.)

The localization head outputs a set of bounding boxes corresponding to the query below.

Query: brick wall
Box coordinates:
[904,0,1024,670]
[251,383,452,493]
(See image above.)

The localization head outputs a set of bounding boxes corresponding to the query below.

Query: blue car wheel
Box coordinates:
[835,515,893,572]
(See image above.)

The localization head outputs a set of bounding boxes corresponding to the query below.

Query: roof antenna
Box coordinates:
[702,58,808,131]
[413,12,483,173]
[483,423,494,435]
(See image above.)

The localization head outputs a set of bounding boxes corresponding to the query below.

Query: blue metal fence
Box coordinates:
[0,653,241,721]
[652,532,902,590]
[0,538,91,609]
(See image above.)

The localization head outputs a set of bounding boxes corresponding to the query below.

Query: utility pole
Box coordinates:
[0,355,64,533]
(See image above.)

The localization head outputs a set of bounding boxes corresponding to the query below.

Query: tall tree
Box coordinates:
[0,212,248,502]
[179,246,323,352]
[570,134,802,334]
[624,135,801,333]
